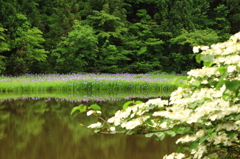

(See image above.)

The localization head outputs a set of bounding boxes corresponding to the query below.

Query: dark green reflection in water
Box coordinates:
[0,99,177,159]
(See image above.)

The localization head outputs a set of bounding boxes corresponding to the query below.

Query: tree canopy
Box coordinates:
[0,0,239,75]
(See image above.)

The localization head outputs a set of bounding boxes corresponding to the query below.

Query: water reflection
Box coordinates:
[0,98,177,159]
[0,90,171,103]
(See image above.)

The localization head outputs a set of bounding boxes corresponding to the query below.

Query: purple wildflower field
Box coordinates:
[0,73,186,92]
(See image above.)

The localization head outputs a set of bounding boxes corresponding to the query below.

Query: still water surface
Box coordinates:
[0,97,177,159]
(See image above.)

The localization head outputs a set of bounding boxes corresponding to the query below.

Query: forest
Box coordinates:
[0,0,240,75]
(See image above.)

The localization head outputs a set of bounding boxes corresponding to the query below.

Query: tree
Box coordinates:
[83,3,129,73]
[169,29,220,72]
[223,0,240,33]
[53,20,98,73]
[154,0,195,37]
[0,27,10,73]
[6,14,48,75]
[123,11,165,73]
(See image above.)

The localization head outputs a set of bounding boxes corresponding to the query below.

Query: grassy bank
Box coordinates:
[0,73,187,92]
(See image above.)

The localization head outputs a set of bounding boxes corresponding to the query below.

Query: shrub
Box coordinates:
[73,32,240,158]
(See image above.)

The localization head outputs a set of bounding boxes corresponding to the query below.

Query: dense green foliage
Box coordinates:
[0,0,239,75]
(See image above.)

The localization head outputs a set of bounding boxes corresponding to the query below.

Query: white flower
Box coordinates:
[122,116,149,130]
[216,122,238,131]
[160,122,168,128]
[107,116,121,126]
[87,122,102,129]
[201,80,208,84]
[110,127,116,131]
[201,46,209,51]
[193,46,200,53]
[196,130,205,138]
[236,120,240,125]
[191,144,207,159]
[87,110,94,116]
[163,153,185,159]
[176,135,197,144]
[146,98,168,107]
[124,118,142,130]
[205,121,212,126]
[87,110,101,116]
[211,42,225,50]
[227,65,236,72]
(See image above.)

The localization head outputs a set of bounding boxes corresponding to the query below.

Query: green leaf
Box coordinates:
[207,128,215,133]
[192,80,200,86]
[217,67,227,75]
[203,97,212,101]
[190,141,198,150]
[216,80,226,89]
[203,62,213,67]
[172,125,180,133]
[219,71,228,81]
[189,102,198,109]
[177,145,185,153]
[199,136,207,143]
[235,114,240,120]
[225,80,240,91]
[71,105,87,114]
[126,130,135,135]
[227,131,235,138]
[209,132,217,138]
[123,101,134,110]
[89,104,101,110]
[155,132,166,141]
[176,127,191,135]
[165,130,176,137]
[79,106,87,113]
[196,54,202,63]
[145,133,154,138]
[135,101,143,104]
[71,107,79,115]
[200,54,214,62]
[171,77,184,85]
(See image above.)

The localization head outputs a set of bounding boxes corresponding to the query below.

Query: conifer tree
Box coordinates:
[154,0,195,37]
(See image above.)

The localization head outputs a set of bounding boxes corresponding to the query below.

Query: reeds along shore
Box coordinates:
[0,73,186,92]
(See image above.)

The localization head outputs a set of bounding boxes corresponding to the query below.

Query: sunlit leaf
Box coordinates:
[71,106,80,115]
[201,54,214,62]
[123,101,133,110]
[203,62,213,67]
[70,105,87,115]
[216,80,226,89]
[196,54,202,63]
[89,104,101,110]
[135,101,143,104]
[217,67,227,75]
[192,80,200,86]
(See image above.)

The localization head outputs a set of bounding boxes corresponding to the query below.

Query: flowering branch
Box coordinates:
[73,32,240,159]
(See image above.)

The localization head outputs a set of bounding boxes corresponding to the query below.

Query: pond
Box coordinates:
[0,91,177,159]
